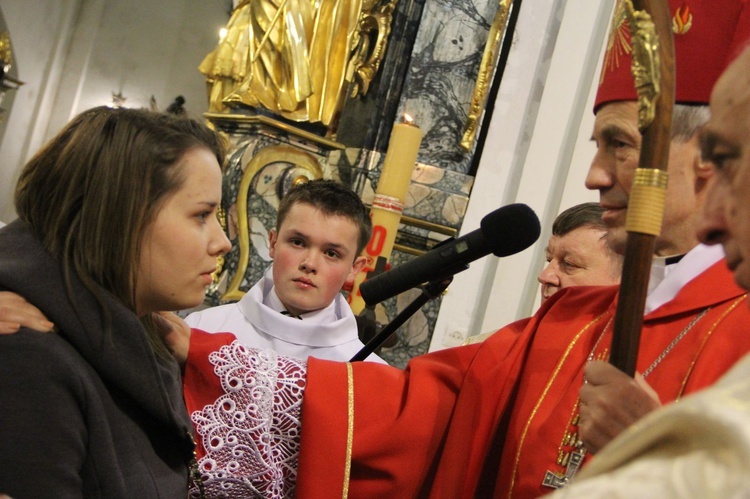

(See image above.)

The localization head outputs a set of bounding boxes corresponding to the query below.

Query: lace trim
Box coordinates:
[188,341,307,498]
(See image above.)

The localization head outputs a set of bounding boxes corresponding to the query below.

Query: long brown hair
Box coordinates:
[15,106,225,354]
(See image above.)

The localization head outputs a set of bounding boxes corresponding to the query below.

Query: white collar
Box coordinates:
[644,244,725,314]
[264,284,339,324]
[237,265,358,347]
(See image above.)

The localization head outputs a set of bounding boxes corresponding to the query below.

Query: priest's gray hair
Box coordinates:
[671,104,710,143]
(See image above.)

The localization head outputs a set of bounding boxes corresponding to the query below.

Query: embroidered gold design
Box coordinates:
[542,317,613,490]
[672,4,693,34]
[508,312,610,496]
[600,0,631,85]
[543,305,711,490]
[343,362,354,498]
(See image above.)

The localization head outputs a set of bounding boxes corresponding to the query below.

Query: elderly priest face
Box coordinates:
[584,0,750,258]
[698,46,750,293]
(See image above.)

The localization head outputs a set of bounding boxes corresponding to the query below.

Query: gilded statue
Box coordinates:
[200,0,397,127]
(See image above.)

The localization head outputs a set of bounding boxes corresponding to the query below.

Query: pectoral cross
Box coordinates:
[542,448,586,489]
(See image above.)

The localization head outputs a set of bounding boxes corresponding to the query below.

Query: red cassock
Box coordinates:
[185,260,749,498]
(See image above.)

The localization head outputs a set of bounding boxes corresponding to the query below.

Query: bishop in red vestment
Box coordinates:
[182,1,750,497]
[184,258,748,497]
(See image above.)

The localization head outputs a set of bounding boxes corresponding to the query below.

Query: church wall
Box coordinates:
[0,0,230,223]
[430,0,615,349]
[0,0,79,223]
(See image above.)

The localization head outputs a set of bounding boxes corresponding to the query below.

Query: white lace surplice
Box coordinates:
[189,341,307,498]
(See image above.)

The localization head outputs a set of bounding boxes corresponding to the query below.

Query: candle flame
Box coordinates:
[403,113,414,125]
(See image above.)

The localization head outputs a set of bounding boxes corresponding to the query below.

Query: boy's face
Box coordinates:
[698,48,750,293]
[269,202,366,316]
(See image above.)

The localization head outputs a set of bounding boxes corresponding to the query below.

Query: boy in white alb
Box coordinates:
[186,180,386,363]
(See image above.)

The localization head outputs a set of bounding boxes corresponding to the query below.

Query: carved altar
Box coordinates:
[202,0,520,367]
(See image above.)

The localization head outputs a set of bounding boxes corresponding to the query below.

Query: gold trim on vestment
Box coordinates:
[507,312,610,497]
[343,362,354,498]
[537,298,742,491]
[678,294,748,397]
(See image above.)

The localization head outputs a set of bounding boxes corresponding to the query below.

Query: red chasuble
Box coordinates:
[295,260,749,498]
[183,261,749,498]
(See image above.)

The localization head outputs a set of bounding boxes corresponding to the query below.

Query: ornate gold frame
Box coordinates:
[393,215,457,256]
[221,145,325,301]
[350,0,399,98]
[204,112,345,150]
[461,0,514,151]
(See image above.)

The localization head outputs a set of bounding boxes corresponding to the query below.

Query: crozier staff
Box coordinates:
[608,0,675,374]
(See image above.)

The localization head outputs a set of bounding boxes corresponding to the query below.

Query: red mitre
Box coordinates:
[594,0,750,112]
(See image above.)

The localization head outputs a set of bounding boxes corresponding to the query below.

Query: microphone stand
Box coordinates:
[349,276,453,362]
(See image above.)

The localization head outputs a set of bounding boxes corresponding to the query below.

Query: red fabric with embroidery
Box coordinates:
[594,0,750,111]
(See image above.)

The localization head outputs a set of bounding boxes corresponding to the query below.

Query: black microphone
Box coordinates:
[359,203,541,305]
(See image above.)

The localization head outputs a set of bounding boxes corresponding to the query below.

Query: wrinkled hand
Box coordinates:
[0,291,55,334]
[152,312,191,366]
[578,360,661,454]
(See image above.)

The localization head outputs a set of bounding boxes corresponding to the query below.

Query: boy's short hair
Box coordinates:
[276,179,372,255]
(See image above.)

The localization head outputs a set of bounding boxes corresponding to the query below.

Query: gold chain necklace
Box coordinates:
[542,307,710,490]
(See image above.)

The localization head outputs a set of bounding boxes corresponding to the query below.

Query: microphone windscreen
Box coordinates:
[481,203,541,257]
